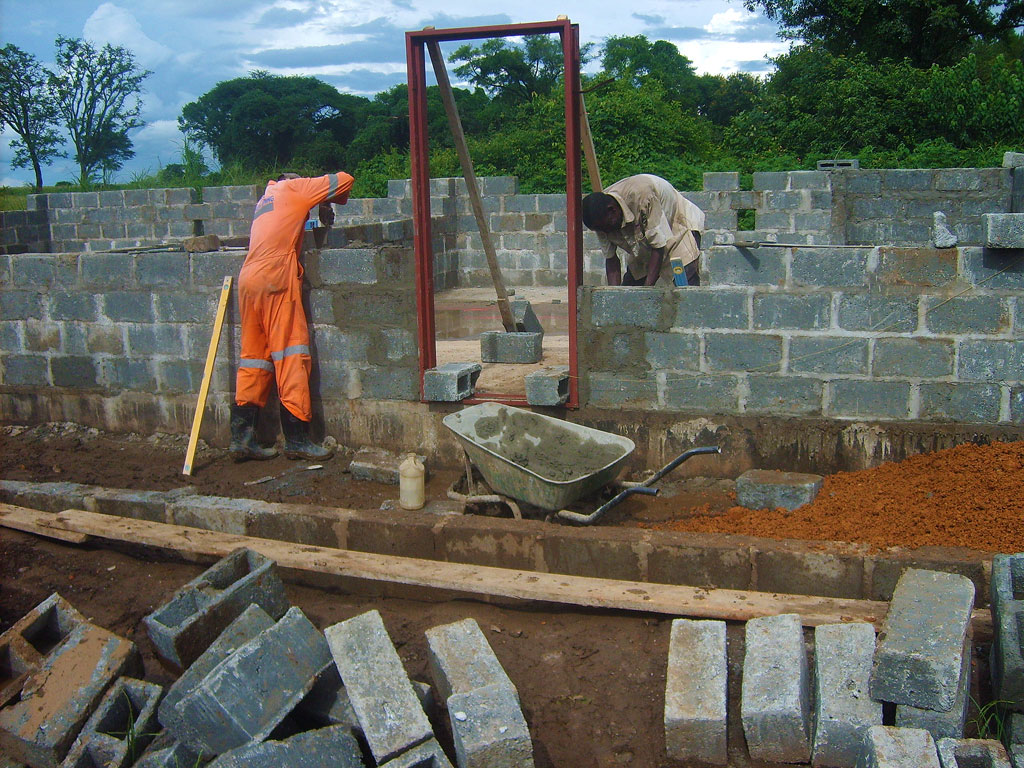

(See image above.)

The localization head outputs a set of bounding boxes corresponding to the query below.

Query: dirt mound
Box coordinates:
[648,439,1024,553]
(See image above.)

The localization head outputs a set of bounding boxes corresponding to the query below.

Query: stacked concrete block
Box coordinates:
[525,366,570,406]
[479,330,543,364]
[205,725,364,768]
[735,469,824,511]
[425,619,518,704]
[325,610,434,764]
[424,363,481,402]
[61,678,162,768]
[740,613,811,763]
[143,547,290,668]
[297,665,437,733]
[0,594,141,768]
[894,630,972,739]
[813,622,883,767]
[985,214,1024,248]
[447,682,534,768]
[869,569,975,712]
[379,737,455,768]
[349,447,426,485]
[134,731,204,768]
[158,605,275,750]
[859,726,941,768]
[175,606,332,755]
[663,619,728,765]
[936,738,1011,768]
[990,554,1024,709]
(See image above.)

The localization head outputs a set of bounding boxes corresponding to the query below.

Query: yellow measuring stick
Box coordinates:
[182,276,232,475]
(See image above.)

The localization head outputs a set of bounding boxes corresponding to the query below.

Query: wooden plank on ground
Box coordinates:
[0,503,90,544]
[0,505,992,639]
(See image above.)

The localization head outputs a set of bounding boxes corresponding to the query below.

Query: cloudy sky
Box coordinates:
[0,0,790,187]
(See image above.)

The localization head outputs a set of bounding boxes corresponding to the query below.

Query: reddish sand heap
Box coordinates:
[650,439,1024,553]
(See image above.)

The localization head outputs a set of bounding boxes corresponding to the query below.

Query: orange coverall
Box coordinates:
[235,173,354,421]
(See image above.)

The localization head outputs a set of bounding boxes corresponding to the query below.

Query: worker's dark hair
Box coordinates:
[276,171,301,181]
[582,192,615,230]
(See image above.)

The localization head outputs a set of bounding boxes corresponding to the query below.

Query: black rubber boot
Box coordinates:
[229,404,278,461]
[280,408,334,461]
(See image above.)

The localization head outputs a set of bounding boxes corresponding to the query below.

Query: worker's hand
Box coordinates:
[318,203,335,228]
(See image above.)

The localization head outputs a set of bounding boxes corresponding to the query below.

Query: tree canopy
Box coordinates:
[0,44,64,190]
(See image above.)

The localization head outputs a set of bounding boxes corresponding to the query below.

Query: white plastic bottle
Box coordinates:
[399,454,425,510]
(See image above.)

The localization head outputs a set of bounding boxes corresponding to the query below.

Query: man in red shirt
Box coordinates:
[230,171,354,461]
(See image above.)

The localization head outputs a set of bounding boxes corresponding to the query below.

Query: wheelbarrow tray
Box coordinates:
[442,403,635,511]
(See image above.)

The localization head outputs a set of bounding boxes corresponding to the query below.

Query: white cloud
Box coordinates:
[704,7,760,35]
[135,119,182,143]
[83,3,174,67]
[678,38,788,74]
[1,175,34,188]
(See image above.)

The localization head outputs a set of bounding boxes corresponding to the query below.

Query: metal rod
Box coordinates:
[564,21,583,409]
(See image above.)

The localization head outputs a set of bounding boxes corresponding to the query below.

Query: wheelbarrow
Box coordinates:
[442,403,719,525]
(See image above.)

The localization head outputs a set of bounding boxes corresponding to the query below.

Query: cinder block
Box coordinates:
[990,554,1024,708]
[818,159,860,170]
[297,665,436,733]
[319,248,377,284]
[736,469,823,511]
[525,366,569,406]
[325,610,433,764]
[349,447,427,485]
[753,292,831,330]
[425,619,518,705]
[703,172,740,191]
[447,682,534,768]
[480,331,542,364]
[591,288,666,328]
[379,737,455,768]
[159,605,275,747]
[1011,744,1024,768]
[664,619,727,765]
[205,725,364,768]
[143,547,289,669]
[0,594,141,768]
[740,613,811,763]
[704,332,782,372]
[986,214,1024,248]
[134,731,203,768]
[830,379,911,420]
[509,300,543,334]
[870,568,975,711]
[175,606,332,755]
[936,738,1011,768]
[424,362,481,402]
[62,678,162,768]
[860,726,941,768]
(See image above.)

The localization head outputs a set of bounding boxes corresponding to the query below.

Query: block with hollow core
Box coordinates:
[425,618,519,705]
[143,547,289,669]
[325,610,433,765]
[990,554,1024,709]
[812,622,883,768]
[510,300,543,334]
[204,725,364,768]
[664,619,728,765]
[525,366,570,406]
[0,596,141,768]
[447,682,535,768]
[423,363,482,402]
[936,738,1012,768]
[62,677,162,768]
[870,568,975,711]
[860,726,940,768]
[736,469,823,511]
[479,331,543,364]
[740,613,811,763]
[175,606,332,756]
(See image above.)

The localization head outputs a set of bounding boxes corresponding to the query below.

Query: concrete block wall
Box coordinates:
[577,244,1024,425]
[0,207,50,254]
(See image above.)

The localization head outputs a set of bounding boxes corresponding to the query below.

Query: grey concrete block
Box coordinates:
[936,738,1011,768]
[134,731,204,768]
[50,356,98,389]
[319,248,377,284]
[924,295,1008,335]
[425,619,518,705]
[741,613,811,763]
[379,737,455,768]
[813,622,883,768]
[990,554,1024,707]
[753,171,789,190]
[705,245,787,286]
[1013,744,1024,768]
[480,331,542,364]
[1006,712,1024,745]
[661,373,738,412]
[673,289,749,329]
[753,292,830,330]
[860,726,941,768]
[349,447,426,485]
[0,595,141,768]
[143,548,290,668]
[591,288,666,328]
[919,383,1002,423]
[838,294,918,332]
[0,291,44,320]
[206,725,364,768]
[447,682,534,768]
[644,332,700,370]
[830,379,911,420]
[2,354,49,386]
[737,469,823,511]
[895,632,970,739]
[510,300,542,334]
[49,293,97,322]
[62,677,162,768]
[959,340,1024,382]
[159,605,275,746]
[704,332,782,372]
[176,607,332,755]
[877,247,958,288]
[137,252,189,286]
[525,366,569,406]
[664,619,727,765]
[746,375,823,415]
[986,214,1024,248]
[703,172,740,191]
[102,292,154,323]
[874,338,954,378]
[424,363,481,402]
[326,610,433,764]
[870,568,975,711]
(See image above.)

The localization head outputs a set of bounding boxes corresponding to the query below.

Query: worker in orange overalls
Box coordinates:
[230,171,354,461]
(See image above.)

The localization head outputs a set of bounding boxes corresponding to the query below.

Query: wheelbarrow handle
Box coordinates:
[640,445,721,489]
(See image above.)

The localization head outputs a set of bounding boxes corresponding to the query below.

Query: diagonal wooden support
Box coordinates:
[580,94,602,193]
[426,39,515,333]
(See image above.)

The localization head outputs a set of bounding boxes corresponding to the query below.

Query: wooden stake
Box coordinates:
[182,275,232,475]
[426,40,516,333]
[580,95,602,193]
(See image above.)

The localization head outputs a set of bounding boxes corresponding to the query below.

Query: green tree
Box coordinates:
[0,44,64,190]
[600,35,702,107]
[179,71,372,169]
[450,36,574,104]
[743,0,1023,66]
[49,36,150,185]
[696,72,763,126]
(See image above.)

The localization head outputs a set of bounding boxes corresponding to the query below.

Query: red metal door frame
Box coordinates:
[405,19,583,407]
